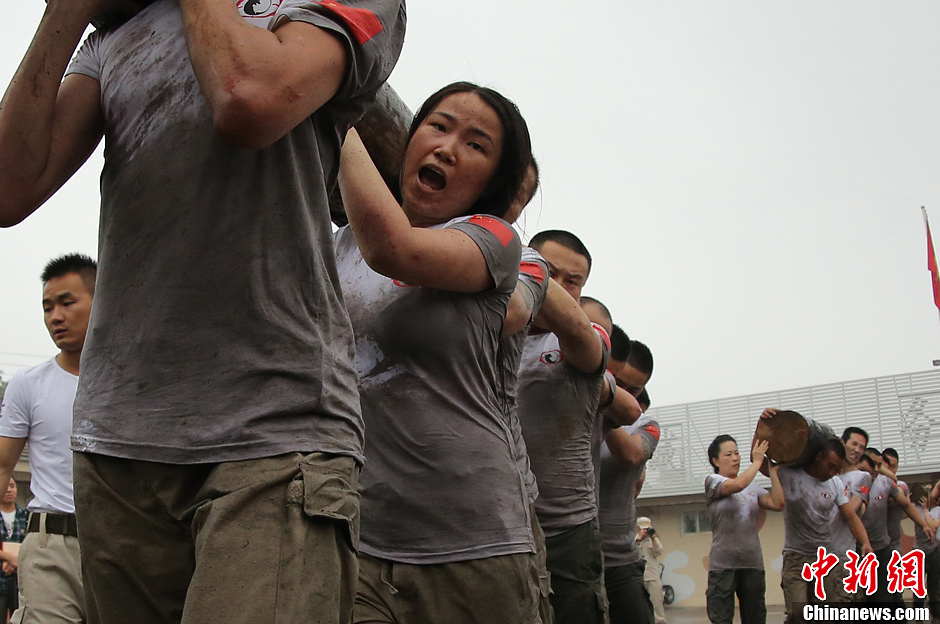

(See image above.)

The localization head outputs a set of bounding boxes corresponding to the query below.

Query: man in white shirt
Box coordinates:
[0,253,96,623]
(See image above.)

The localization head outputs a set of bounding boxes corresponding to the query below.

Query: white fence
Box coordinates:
[642,369,940,498]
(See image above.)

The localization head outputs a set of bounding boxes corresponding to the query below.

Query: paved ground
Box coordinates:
[665,604,786,623]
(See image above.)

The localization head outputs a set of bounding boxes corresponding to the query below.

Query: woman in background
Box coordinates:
[704,435,783,624]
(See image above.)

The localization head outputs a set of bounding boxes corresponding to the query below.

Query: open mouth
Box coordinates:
[418,165,446,191]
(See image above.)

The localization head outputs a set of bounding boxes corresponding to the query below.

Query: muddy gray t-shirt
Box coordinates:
[704,474,766,570]
[517,329,609,536]
[64,0,406,463]
[779,467,848,556]
[499,248,550,505]
[598,416,660,568]
[915,506,940,554]
[829,470,872,557]
[886,480,908,551]
[336,214,530,564]
[862,475,900,552]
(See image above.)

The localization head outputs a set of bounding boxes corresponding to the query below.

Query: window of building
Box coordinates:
[681,510,711,534]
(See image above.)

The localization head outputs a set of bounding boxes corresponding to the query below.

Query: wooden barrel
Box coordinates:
[753,410,836,467]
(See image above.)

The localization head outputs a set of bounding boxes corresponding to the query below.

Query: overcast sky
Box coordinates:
[1,1,939,407]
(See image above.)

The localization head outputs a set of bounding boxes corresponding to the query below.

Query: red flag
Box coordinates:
[923,207,940,312]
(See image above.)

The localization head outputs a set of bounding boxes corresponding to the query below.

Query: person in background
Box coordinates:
[0,254,96,624]
[0,479,28,622]
[518,230,639,623]
[861,447,934,607]
[599,339,658,624]
[762,409,871,624]
[914,481,940,619]
[704,436,783,624]
[827,426,873,607]
[882,448,910,554]
[636,517,666,624]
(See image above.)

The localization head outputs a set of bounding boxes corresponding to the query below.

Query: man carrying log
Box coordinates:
[761,409,872,624]
[0,0,406,622]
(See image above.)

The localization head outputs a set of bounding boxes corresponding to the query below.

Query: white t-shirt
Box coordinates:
[0,358,78,513]
[0,510,14,535]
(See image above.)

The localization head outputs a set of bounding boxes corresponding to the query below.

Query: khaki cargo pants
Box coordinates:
[73,451,359,624]
[11,528,85,623]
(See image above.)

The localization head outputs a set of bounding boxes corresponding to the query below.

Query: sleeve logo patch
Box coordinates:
[540,350,563,365]
[237,0,281,18]
[643,423,661,440]
[519,261,546,283]
[469,215,514,247]
[316,1,384,44]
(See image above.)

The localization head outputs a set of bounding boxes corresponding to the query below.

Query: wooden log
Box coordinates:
[330,82,413,226]
[753,410,836,467]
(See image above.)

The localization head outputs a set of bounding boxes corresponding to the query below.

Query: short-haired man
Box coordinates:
[598,338,659,624]
[828,427,873,605]
[0,0,405,620]
[882,448,909,553]
[0,253,96,623]
[518,230,638,623]
[500,245,554,624]
[861,447,932,606]
[762,412,872,624]
[617,341,653,398]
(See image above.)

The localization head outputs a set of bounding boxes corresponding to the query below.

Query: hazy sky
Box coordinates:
[1,1,939,406]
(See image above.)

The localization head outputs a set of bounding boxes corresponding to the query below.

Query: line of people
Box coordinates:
[705,412,940,624]
[1,91,661,624]
[0,0,670,620]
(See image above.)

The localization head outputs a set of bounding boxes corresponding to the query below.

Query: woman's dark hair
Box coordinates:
[708,435,736,473]
[403,81,533,219]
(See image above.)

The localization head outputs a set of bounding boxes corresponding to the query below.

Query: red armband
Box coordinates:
[591,322,611,351]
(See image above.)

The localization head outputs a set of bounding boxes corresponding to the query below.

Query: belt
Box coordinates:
[27,513,79,538]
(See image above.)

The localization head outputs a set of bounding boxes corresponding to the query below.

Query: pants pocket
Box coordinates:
[289,453,361,551]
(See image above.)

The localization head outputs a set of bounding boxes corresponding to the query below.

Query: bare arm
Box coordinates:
[921,504,940,531]
[763,464,785,510]
[0,2,106,226]
[896,490,935,538]
[606,425,653,467]
[876,463,897,483]
[503,286,534,337]
[0,438,26,506]
[338,128,501,292]
[602,384,642,427]
[534,279,603,374]
[178,0,348,148]
[718,440,769,497]
[840,502,873,555]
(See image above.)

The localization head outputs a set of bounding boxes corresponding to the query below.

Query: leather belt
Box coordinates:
[27,513,79,538]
